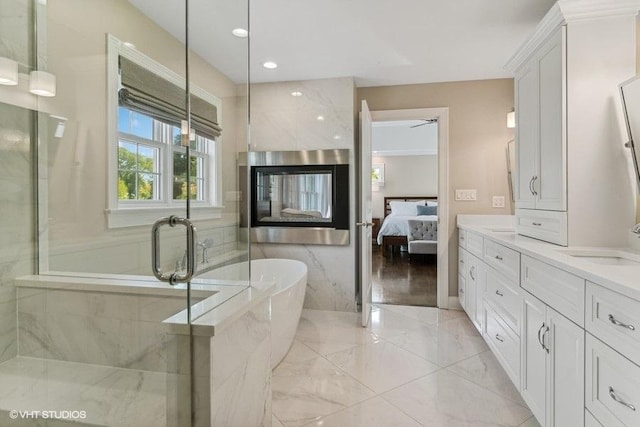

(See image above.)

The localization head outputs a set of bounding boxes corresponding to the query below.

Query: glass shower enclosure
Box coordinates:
[0,0,249,425]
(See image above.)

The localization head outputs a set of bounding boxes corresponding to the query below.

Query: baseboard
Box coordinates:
[448,296,463,311]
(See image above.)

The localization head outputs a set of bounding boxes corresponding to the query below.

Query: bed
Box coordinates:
[378,196,438,256]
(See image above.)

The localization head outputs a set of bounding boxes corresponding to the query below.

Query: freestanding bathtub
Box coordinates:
[198,258,307,368]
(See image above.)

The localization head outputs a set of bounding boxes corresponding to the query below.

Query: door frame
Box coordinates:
[368,107,450,309]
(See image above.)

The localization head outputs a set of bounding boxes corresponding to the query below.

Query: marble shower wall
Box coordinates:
[250,77,357,312]
[0,104,35,364]
[17,286,204,372]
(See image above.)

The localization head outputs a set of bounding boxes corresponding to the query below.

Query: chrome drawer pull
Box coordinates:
[495,290,504,297]
[532,222,542,226]
[609,387,636,411]
[537,323,546,351]
[542,326,550,353]
[494,255,503,261]
[469,266,475,280]
[608,314,636,331]
[495,334,504,343]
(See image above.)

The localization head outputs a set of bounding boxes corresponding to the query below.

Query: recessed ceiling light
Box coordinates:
[291,91,302,97]
[316,115,325,121]
[262,61,278,69]
[232,28,248,38]
[333,135,341,140]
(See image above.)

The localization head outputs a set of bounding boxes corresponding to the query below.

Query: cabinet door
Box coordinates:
[515,61,538,209]
[521,293,547,425]
[536,27,566,211]
[473,260,485,333]
[547,307,584,427]
[465,257,477,327]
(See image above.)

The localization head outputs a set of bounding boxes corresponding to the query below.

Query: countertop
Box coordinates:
[457,215,640,302]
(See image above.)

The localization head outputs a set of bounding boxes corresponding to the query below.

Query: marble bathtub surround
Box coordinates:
[250,77,357,312]
[272,305,539,427]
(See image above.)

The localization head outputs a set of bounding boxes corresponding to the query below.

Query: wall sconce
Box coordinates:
[0,57,19,86]
[507,110,515,129]
[29,70,56,97]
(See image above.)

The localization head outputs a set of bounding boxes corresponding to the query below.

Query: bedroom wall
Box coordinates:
[371,154,438,219]
[358,78,514,298]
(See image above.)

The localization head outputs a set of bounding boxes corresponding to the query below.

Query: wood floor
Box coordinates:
[371,245,437,307]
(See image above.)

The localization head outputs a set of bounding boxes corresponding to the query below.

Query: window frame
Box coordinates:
[106,34,223,228]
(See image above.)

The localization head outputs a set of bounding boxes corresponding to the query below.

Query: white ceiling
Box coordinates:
[372,121,438,156]
[128,0,556,87]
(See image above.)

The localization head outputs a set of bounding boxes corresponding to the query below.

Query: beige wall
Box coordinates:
[41,0,247,274]
[358,78,514,297]
[371,155,438,219]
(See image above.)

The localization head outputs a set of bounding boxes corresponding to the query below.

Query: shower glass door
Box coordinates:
[0,0,249,426]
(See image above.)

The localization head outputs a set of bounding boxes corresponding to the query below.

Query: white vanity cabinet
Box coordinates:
[506,1,637,247]
[458,247,467,311]
[521,292,585,427]
[466,252,484,333]
[458,236,484,334]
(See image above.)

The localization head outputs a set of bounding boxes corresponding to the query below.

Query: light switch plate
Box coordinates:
[455,189,477,201]
[492,196,505,208]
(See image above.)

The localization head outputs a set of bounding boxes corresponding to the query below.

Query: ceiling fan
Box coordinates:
[410,119,437,128]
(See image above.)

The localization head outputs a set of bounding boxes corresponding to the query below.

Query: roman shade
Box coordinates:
[118,56,222,139]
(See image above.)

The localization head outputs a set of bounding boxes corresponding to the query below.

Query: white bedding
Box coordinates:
[377,214,438,245]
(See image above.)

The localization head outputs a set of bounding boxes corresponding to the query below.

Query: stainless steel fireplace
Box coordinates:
[244,149,350,245]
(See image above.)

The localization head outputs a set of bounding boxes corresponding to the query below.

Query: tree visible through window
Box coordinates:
[117,107,212,203]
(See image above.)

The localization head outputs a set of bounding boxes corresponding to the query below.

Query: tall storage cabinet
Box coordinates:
[507,1,637,247]
[515,26,566,213]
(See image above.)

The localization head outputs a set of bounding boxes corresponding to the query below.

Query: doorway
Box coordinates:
[368,108,449,309]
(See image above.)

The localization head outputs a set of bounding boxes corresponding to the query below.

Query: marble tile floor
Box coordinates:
[0,357,166,427]
[272,304,541,427]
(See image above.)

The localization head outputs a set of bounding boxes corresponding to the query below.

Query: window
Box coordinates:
[106,35,223,228]
[117,107,213,203]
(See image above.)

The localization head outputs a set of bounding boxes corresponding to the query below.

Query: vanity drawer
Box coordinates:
[586,281,640,365]
[515,208,568,246]
[483,239,520,283]
[485,266,521,335]
[521,255,585,327]
[466,231,483,258]
[485,302,520,386]
[586,334,640,427]
[459,229,467,249]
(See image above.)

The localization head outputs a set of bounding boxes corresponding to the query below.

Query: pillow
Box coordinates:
[417,204,438,216]
[389,200,425,216]
[426,200,438,207]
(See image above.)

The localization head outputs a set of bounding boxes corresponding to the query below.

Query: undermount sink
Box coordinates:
[556,248,640,266]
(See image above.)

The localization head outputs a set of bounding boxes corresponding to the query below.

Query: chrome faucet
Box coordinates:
[632,224,640,234]
[175,238,214,272]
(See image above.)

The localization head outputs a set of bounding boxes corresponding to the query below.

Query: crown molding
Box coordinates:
[505,0,640,73]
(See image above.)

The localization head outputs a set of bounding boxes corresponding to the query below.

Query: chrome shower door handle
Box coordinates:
[151,215,198,286]
[532,176,538,196]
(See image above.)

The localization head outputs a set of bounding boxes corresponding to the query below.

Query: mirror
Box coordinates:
[620,76,640,193]
[507,139,516,202]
